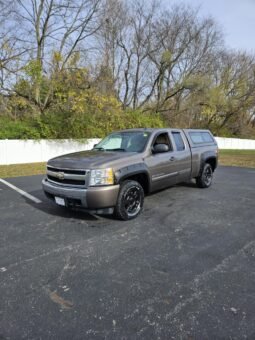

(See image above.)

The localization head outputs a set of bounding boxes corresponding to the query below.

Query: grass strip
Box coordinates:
[219,149,255,168]
[0,162,46,178]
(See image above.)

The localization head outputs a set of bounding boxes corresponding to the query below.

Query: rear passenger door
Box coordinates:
[169,130,192,182]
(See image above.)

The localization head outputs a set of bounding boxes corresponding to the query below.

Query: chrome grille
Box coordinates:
[47,166,88,188]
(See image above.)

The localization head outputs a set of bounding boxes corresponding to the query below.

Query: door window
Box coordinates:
[152,132,172,151]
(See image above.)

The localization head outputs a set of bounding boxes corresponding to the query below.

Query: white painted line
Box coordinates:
[0,178,42,204]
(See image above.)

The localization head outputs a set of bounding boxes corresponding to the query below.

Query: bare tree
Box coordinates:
[143,5,222,113]
[97,1,222,112]
[0,0,254,138]
[4,0,103,112]
[98,0,160,109]
[0,1,31,106]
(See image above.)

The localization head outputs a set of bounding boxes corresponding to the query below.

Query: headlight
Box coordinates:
[89,168,114,186]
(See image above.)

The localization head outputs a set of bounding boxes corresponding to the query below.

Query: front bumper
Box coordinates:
[42,178,120,210]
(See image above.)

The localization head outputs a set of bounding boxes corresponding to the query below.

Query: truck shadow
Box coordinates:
[25,189,100,221]
[177,181,198,188]
[148,180,197,196]
[25,182,198,222]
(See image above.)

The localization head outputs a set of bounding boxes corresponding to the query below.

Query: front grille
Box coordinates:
[47,166,88,187]
[47,166,86,175]
[48,175,85,186]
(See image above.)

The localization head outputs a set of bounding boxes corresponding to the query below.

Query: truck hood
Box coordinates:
[47,150,139,169]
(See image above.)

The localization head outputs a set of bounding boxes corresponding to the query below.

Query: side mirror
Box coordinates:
[93,143,98,148]
[152,143,169,153]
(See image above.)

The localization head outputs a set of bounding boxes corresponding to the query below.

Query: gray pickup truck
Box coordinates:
[42,128,218,220]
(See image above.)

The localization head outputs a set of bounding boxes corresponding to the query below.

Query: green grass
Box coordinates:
[219,149,255,168]
[0,162,46,178]
[0,149,254,178]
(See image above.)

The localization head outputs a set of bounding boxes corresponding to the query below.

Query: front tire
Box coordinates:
[196,163,213,188]
[115,180,144,220]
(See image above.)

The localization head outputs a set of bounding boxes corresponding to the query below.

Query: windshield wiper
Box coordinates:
[93,147,105,151]
[107,148,126,152]
[93,147,126,152]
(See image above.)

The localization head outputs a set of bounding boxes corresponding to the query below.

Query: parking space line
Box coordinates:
[0,178,42,204]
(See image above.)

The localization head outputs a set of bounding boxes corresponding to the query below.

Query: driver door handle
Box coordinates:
[169,156,175,161]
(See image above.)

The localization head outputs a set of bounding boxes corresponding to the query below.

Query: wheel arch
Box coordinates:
[115,164,151,194]
[200,151,218,173]
[205,156,217,171]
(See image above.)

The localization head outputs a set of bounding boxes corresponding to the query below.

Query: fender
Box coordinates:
[114,163,151,191]
[199,151,218,174]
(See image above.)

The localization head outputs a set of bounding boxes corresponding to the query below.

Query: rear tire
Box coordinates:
[115,180,144,220]
[196,163,213,188]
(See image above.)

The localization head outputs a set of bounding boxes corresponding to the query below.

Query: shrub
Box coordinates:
[0,117,40,139]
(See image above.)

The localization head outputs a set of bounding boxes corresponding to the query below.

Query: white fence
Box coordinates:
[215,137,255,150]
[0,136,254,165]
[0,139,100,165]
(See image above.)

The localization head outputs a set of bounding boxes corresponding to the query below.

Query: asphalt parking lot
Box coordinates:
[0,166,255,339]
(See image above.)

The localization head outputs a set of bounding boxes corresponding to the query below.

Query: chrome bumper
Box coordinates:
[42,178,120,209]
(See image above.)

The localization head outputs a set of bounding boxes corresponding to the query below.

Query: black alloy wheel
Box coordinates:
[196,163,213,188]
[115,180,144,220]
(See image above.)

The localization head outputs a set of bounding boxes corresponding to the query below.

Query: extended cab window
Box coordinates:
[189,132,214,144]
[172,132,185,151]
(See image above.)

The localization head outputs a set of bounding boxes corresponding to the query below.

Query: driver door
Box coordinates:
[145,132,178,191]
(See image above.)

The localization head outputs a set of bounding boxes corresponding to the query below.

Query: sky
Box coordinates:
[169,0,255,53]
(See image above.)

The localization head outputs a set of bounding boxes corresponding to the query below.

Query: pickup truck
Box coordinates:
[42,128,218,220]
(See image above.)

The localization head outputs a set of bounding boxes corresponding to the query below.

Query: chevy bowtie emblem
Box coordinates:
[56,172,65,180]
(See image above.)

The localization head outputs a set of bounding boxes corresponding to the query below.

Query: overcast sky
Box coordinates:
[169,0,255,53]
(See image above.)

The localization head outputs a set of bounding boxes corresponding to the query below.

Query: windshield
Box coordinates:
[94,131,151,153]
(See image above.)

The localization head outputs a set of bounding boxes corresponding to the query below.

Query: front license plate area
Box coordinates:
[55,196,65,206]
